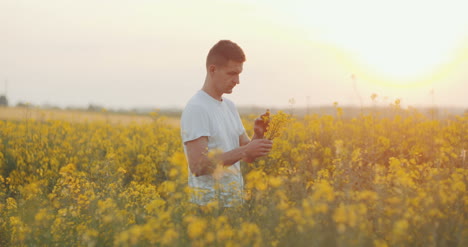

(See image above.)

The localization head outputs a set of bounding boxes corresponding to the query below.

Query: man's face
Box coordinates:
[211,60,243,95]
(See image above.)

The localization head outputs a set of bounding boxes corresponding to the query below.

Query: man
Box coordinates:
[181,40,273,207]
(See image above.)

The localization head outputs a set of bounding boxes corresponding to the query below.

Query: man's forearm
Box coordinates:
[192,145,247,176]
[220,145,248,167]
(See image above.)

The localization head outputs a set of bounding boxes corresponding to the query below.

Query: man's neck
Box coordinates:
[202,80,223,101]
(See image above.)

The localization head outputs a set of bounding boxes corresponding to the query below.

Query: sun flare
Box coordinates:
[337,33,467,88]
[293,0,468,88]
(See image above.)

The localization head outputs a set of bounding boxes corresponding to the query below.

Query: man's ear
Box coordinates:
[208,64,216,74]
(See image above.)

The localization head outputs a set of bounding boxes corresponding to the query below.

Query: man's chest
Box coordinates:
[207,108,240,150]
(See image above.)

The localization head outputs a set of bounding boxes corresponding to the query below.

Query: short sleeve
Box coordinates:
[180,104,211,143]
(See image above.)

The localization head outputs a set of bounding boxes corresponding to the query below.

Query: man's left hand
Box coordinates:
[253,110,270,138]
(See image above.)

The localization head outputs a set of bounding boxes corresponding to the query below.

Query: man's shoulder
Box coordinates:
[184,92,208,111]
[181,92,211,120]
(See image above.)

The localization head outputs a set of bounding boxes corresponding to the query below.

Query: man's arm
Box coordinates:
[240,110,270,145]
[185,136,272,177]
[239,133,255,163]
[239,127,266,147]
[239,110,271,162]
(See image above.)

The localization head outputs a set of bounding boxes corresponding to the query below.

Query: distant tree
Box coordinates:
[87,104,104,112]
[0,95,8,106]
[17,101,32,107]
[41,103,61,110]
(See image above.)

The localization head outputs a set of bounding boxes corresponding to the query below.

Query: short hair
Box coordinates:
[206,40,246,68]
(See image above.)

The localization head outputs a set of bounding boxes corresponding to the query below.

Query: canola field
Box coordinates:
[0,108,467,246]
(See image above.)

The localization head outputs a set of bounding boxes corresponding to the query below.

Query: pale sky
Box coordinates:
[1,0,467,109]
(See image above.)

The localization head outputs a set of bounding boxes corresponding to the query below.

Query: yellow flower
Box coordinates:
[374,239,388,247]
[187,217,207,240]
[333,203,347,224]
[168,168,179,178]
[393,219,409,236]
[268,176,283,188]
[264,111,291,140]
[1,103,467,247]
[312,180,335,202]
[161,228,178,245]
[6,197,17,210]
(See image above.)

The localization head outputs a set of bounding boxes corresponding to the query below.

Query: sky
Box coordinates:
[1,0,468,110]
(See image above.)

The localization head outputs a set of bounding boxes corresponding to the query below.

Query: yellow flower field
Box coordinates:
[0,108,467,246]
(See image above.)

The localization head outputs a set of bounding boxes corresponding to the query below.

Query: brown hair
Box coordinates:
[206,40,246,68]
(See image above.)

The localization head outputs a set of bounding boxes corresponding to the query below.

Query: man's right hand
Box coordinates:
[243,138,273,162]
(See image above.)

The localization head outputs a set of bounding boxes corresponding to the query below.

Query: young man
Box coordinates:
[181,40,272,207]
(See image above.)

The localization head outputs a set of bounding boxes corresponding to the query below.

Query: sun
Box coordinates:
[323,20,466,88]
[293,0,468,88]
[342,37,458,87]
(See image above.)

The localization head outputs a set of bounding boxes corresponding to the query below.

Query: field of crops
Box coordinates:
[0,107,467,246]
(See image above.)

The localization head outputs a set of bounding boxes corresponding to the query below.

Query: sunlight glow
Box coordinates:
[285,0,468,87]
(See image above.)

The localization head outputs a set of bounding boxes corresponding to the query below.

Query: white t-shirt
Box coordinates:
[181,90,246,206]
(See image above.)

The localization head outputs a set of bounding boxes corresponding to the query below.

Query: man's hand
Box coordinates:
[253,109,270,139]
[242,138,273,162]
